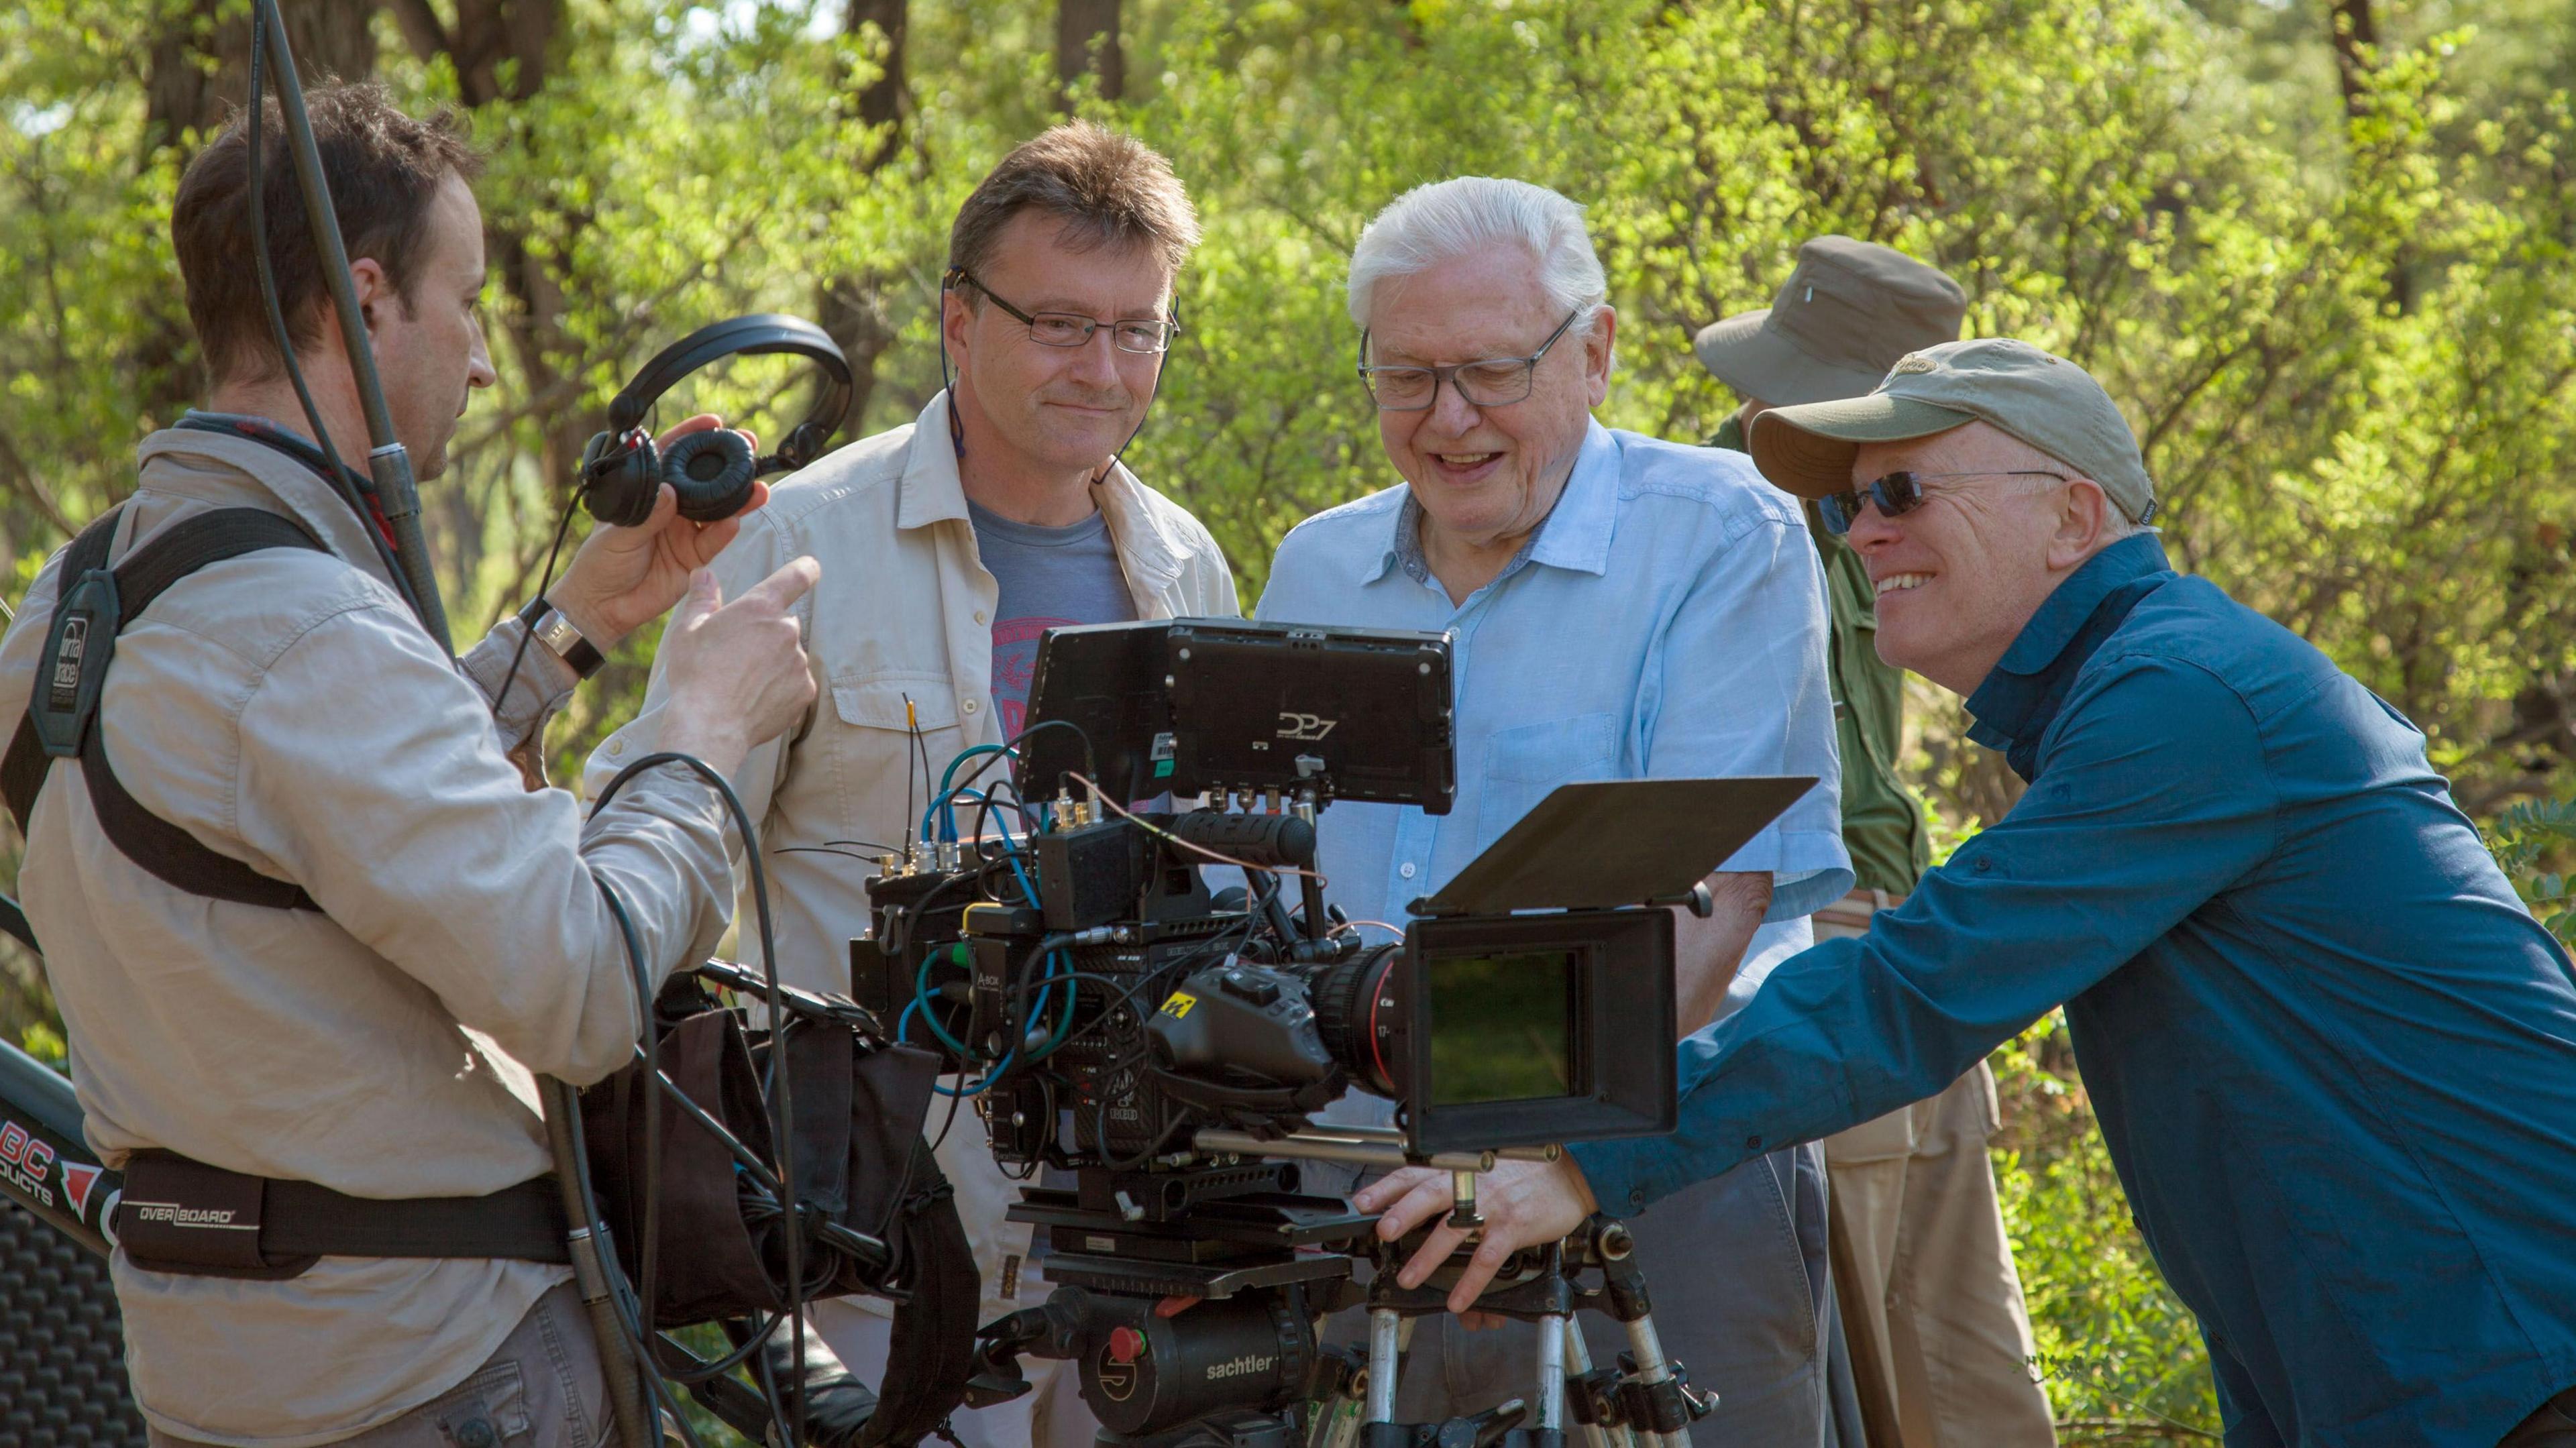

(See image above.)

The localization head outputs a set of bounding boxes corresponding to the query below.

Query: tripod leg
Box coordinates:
[1535,1312,1568,1445]
[1560,1320,1626,1448]
[1620,1313,1690,1448]
[1366,1309,1403,1424]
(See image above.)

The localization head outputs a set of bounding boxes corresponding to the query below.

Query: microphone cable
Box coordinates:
[588,747,808,1447]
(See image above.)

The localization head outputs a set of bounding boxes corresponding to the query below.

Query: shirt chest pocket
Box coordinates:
[1475,711,1621,849]
[824,671,965,840]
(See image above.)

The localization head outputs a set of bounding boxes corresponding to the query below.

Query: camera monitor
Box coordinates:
[1016,619,1457,814]
[1165,619,1455,812]
[1399,775,1816,1153]
[1016,621,1180,806]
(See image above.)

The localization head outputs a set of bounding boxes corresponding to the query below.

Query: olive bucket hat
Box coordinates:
[1693,236,1967,406]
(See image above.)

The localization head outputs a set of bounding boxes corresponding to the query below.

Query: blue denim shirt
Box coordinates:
[1254,421,1853,938]
[1568,534,2576,1447]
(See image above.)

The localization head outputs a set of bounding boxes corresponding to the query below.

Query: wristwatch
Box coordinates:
[517,596,606,679]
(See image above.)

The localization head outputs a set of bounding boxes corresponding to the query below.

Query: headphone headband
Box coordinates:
[606,314,854,474]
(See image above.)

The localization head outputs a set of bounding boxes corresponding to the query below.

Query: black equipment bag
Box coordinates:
[582,976,979,1446]
[1,504,325,911]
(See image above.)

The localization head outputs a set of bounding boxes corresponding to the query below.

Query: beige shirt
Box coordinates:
[584,391,1240,1321]
[0,427,734,1446]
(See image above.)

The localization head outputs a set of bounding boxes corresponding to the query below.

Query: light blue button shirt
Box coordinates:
[1260,421,1855,1445]
[1255,420,1851,948]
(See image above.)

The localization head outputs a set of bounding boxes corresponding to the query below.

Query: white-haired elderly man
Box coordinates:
[1254,177,1856,1443]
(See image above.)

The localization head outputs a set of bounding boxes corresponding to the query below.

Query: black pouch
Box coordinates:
[581,974,945,1327]
[751,1016,945,1294]
[117,1149,319,1280]
[583,1003,779,1325]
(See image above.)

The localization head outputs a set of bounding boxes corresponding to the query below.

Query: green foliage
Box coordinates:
[5,4,2576,1440]
[2487,793,2576,944]
[14,1017,66,1068]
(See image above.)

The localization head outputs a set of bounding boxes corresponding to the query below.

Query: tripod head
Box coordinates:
[966,1192,1713,1448]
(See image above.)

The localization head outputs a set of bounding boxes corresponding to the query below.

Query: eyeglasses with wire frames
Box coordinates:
[1816,469,2070,536]
[950,270,1181,355]
[1357,307,1586,411]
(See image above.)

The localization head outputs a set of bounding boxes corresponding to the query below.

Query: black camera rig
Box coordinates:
[849,618,1814,1448]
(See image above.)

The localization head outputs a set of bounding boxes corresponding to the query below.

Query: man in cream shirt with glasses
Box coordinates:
[590,121,1239,1448]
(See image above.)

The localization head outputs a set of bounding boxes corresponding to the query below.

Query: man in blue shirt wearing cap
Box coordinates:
[1361,337,2576,1447]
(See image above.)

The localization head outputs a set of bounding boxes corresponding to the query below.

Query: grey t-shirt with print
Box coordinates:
[969,498,1136,740]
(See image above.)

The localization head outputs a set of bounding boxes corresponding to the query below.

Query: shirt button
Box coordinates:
[1627,1188,1647,1211]
[1973,856,1992,873]
[1745,1134,1763,1151]
[1398,862,1417,880]
[605,737,625,758]
[974,610,987,624]
[963,699,980,715]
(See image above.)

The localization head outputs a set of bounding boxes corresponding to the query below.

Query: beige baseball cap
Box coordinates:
[1693,236,1966,406]
[1747,337,2158,523]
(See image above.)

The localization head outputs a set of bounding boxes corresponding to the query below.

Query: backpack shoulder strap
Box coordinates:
[5,508,329,912]
[3,508,124,837]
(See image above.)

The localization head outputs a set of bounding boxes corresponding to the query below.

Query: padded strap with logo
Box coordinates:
[4,507,329,911]
[117,1148,570,1280]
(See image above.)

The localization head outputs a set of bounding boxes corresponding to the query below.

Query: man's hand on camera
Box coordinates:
[655,558,820,777]
[1353,1156,1599,1314]
[550,413,767,647]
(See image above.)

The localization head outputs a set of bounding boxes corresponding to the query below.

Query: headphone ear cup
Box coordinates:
[580,429,661,528]
[659,429,759,522]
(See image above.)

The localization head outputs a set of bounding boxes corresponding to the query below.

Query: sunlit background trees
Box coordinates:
[5,2,2573,1438]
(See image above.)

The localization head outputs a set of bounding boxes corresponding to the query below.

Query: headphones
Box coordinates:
[578,314,855,527]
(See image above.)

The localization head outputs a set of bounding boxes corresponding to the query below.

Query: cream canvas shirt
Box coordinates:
[584,391,1240,1323]
[0,426,735,1445]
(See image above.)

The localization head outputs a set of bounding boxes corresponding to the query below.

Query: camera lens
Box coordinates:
[1307,942,1408,1100]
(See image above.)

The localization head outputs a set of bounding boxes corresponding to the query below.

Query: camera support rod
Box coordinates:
[1189,1127,1559,1174]
[1288,1122,1564,1161]
[252,0,453,657]
[541,1077,659,1448]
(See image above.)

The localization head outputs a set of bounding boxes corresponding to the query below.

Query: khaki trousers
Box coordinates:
[148,1282,609,1448]
[1816,894,2056,1448]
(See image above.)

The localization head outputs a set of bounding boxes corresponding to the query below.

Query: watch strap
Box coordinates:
[516,596,606,679]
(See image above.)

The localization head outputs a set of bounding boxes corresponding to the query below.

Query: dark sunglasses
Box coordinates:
[1817,469,2068,535]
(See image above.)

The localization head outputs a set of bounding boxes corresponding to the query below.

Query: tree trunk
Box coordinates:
[136,1,383,423]
[847,0,910,154]
[1057,0,1124,105]
[392,1,591,501]
[144,0,383,155]
[2328,0,2378,121]
[818,0,913,435]
[2326,0,2414,311]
